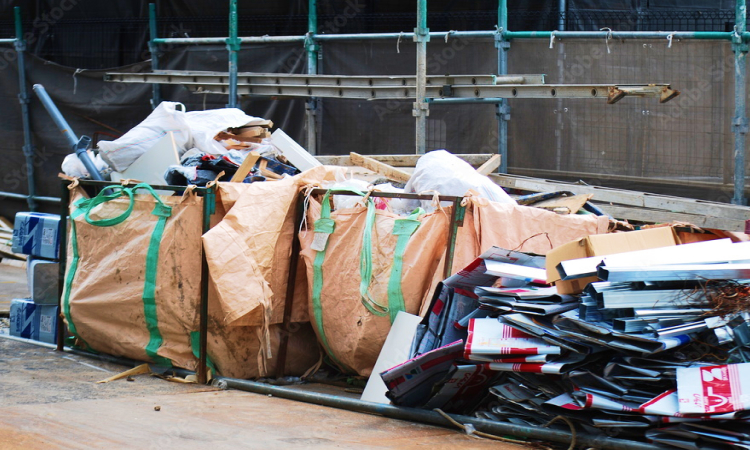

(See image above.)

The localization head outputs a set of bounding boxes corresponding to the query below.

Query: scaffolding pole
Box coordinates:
[148,3,161,108]
[733,0,748,205]
[496,0,509,173]
[414,0,429,155]
[306,0,319,155]
[14,7,36,211]
[226,0,240,108]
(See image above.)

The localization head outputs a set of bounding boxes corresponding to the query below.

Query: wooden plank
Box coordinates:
[476,155,501,176]
[510,166,746,194]
[349,152,412,183]
[315,153,494,168]
[230,151,261,182]
[0,217,13,231]
[0,244,26,261]
[533,194,593,214]
[595,203,747,232]
[491,174,750,223]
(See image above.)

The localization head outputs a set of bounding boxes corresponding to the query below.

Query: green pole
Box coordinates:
[227,0,240,108]
[414,0,430,154]
[148,4,162,108]
[15,6,37,211]
[733,0,748,205]
[306,0,319,154]
[496,0,509,173]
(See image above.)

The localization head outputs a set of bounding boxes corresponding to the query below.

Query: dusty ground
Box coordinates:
[0,338,526,449]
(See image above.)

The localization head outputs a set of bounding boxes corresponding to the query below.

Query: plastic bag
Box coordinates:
[97,102,190,172]
[184,108,265,156]
[404,150,516,211]
[61,151,110,179]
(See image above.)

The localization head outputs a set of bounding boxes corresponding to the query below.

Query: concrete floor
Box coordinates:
[0,263,29,315]
[0,338,526,449]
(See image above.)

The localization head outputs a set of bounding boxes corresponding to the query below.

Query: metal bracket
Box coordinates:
[226,37,242,52]
[17,92,29,105]
[494,35,510,50]
[496,103,510,121]
[412,101,430,118]
[733,117,749,134]
[413,27,431,43]
[304,32,319,53]
[14,40,25,52]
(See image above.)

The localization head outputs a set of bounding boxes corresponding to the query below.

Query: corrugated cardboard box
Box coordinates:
[545,227,679,294]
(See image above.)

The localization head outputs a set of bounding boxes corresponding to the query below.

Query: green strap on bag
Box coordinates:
[386,208,424,324]
[63,184,173,367]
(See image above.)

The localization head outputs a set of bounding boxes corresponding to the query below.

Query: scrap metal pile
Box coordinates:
[381,235,750,449]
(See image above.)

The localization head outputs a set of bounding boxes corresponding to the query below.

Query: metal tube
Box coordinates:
[152,30,745,46]
[497,0,509,174]
[414,0,429,155]
[216,378,665,450]
[32,84,78,148]
[504,30,736,40]
[428,98,511,104]
[226,0,240,108]
[0,191,61,203]
[558,0,566,31]
[15,7,36,211]
[33,84,104,181]
[306,0,319,154]
[0,38,15,44]
[148,3,161,108]
[733,0,748,205]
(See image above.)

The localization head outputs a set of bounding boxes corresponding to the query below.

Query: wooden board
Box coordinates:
[491,174,750,223]
[230,151,261,182]
[595,203,746,231]
[476,154,501,176]
[349,153,412,183]
[533,193,593,214]
[316,153,494,168]
[0,216,12,231]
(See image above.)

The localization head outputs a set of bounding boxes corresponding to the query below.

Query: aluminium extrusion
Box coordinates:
[600,264,750,282]
[558,239,743,280]
[174,83,675,102]
[105,72,538,87]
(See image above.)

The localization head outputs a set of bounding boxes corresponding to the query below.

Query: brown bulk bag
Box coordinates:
[299,189,450,376]
[61,183,203,370]
[202,167,339,327]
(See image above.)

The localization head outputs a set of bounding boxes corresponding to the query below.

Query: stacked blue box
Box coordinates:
[9,299,59,344]
[11,212,61,260]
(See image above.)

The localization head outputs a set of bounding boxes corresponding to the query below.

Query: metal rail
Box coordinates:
[105,72,543,86]
[105,72,675,103]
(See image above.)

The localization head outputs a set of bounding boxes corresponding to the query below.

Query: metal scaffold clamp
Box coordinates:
[495,26,510,50]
